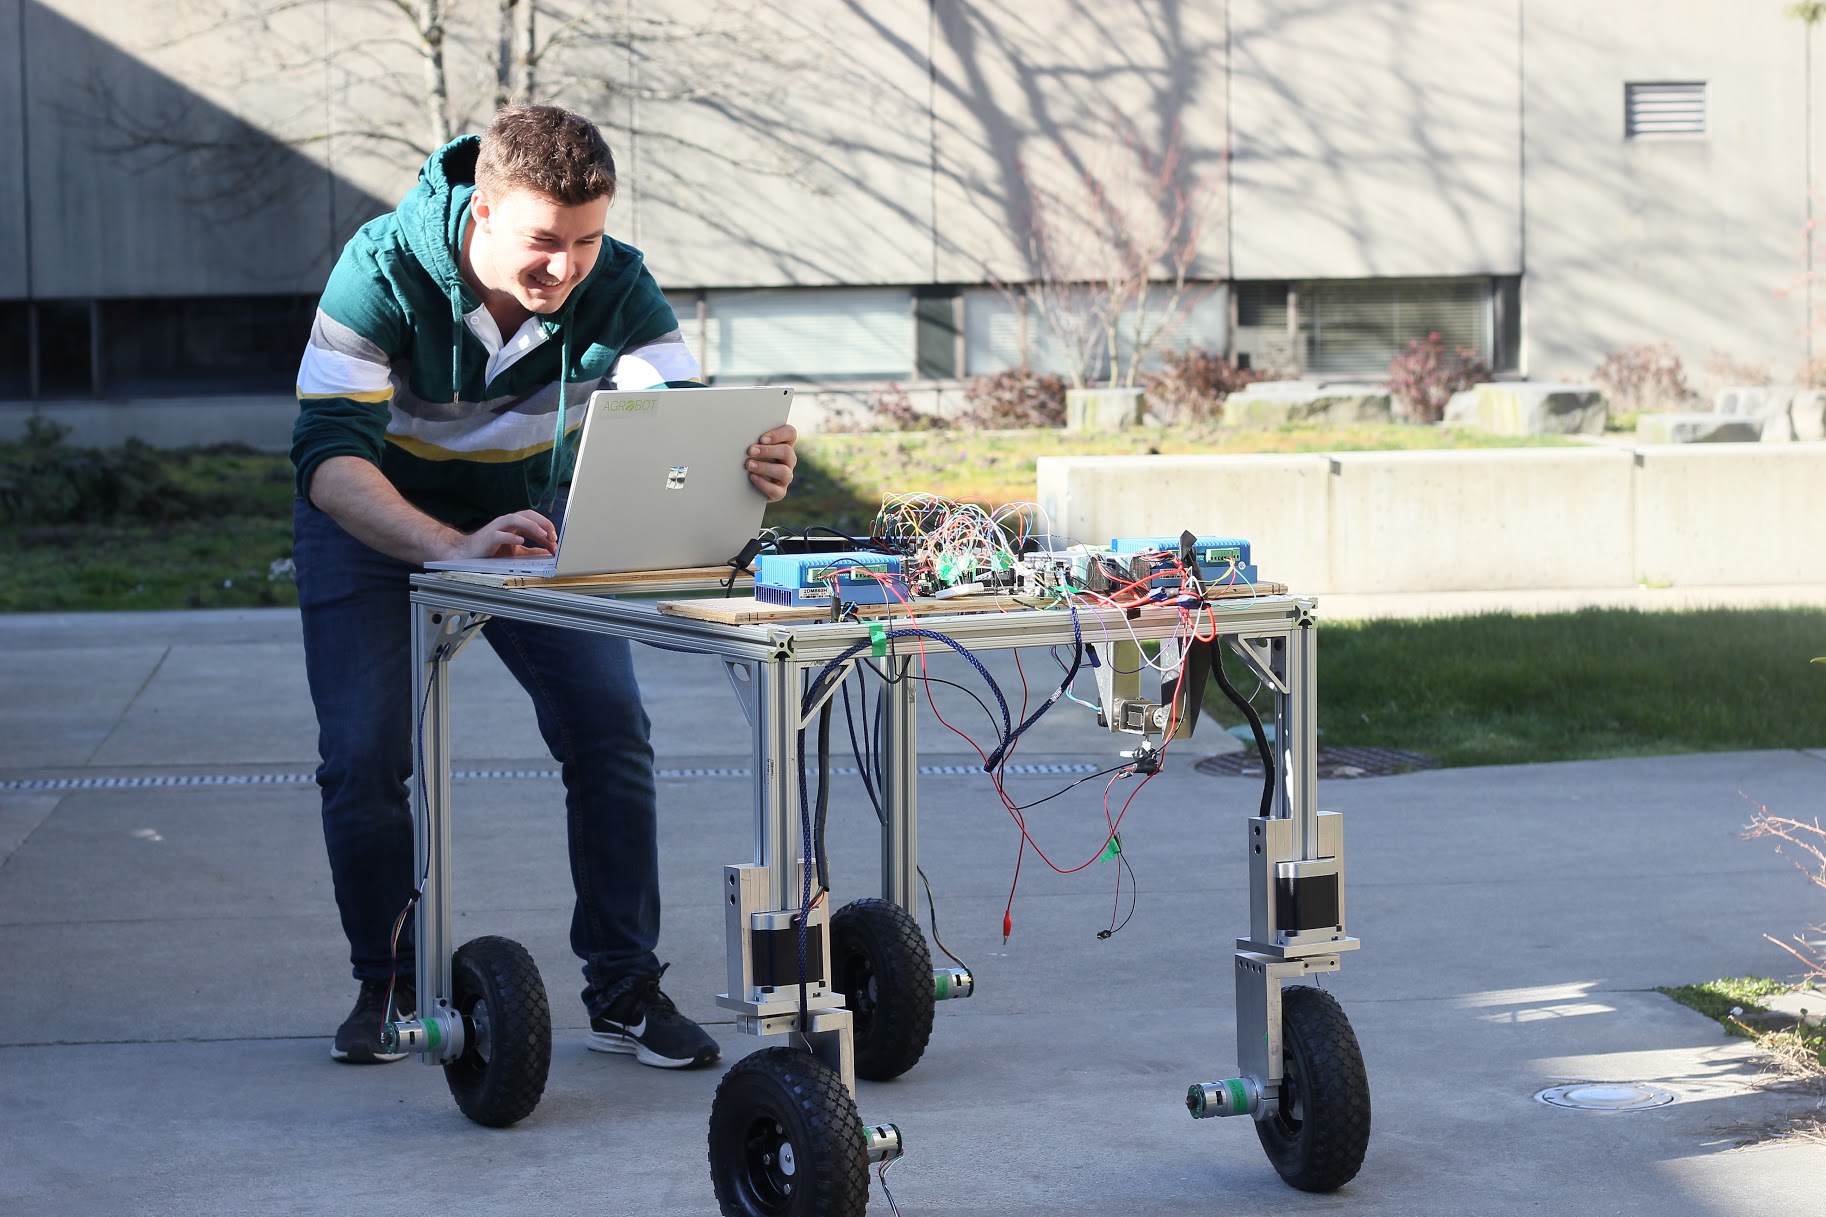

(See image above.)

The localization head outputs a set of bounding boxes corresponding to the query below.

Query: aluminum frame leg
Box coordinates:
[878,655,919,913]
[404,604,485,1063]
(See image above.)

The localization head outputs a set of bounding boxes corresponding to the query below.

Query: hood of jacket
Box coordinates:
[391,135,640,335]
[395,136,482,310]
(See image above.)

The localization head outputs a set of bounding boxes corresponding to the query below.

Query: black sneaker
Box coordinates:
[331,978,417,1064]
[587,964,720,1069]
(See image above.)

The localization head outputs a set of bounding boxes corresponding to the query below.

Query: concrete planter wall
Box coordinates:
[1037,442,1826,594]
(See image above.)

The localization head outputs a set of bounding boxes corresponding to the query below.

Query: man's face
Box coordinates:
[472,187,610,314]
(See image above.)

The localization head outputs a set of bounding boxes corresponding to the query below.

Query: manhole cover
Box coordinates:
[1534,1082,1677,1111]
[1195,745,1437,780]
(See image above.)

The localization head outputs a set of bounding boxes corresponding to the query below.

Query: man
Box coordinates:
[291,104,795,1067]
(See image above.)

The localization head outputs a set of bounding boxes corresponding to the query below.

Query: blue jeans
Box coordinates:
[293,498,661,1015]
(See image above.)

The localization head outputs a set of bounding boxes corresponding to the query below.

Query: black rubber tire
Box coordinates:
[829,897,934,1081]
[1254,985,1371,1192]
[442,935,552,1128]
[708,1047,869,1217]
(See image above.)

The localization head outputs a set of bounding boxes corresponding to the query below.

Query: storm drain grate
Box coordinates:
[1194,745,1438,780]
[1535,1082,1677,1112]
[0,761,1102,794]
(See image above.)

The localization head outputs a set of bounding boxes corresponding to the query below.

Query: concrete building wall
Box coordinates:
[928,0,1230,285]
[0,0,30,298]
[1229,0,1522,280]
[3,0,1820,388]
[627,0,935,289]
[1522,1,1813,382]
[18,0,370,298]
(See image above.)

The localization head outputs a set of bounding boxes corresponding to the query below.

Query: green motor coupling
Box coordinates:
[864,1123,904,1164]
[378,1011,457,1058]
[933,968,974,1001]
[1186,1077,1260,1119]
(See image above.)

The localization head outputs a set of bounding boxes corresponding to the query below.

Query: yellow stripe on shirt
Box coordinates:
[384,432,563,464]
[298,386,394,403]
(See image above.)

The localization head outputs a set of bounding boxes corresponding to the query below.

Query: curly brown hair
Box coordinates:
[475,104,617,207]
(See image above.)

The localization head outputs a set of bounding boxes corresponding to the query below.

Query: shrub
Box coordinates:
[1797,358,1826,390]
[1705,351,1775,388]
[957,369,1067,429]
[1385,331,1492,423]
[1142,347,1260,423]
[0,418,200,526]
[867,384,950,432]
[1590,342,1700,412]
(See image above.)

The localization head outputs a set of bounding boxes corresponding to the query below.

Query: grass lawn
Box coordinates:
[1200,607,1826,768]
[14,425,1825,774]
[1,422,1566,613]
[1659,977,1826,1071]
[0,441,299,612]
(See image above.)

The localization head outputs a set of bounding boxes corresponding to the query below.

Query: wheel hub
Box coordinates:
[744,1117,798,1208]
[469,996,493,1064]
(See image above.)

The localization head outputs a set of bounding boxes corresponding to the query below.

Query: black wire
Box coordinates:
[918,865,970,972]
[1008,762,1132,811]
[768,524,892,555]
[1097,847,1139,940]
[982,611,1083,773]
[839,664,971,978]
[854,648,1012,745]
[1211,642,1275,818]
[841,676,885,825]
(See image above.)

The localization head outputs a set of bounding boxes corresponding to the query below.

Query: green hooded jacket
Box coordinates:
[291,136,692,530]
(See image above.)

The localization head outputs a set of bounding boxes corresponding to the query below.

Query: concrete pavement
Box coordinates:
[2,606,1824,1216]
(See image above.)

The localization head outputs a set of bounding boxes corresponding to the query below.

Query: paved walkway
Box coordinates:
[2,606,1824,1216]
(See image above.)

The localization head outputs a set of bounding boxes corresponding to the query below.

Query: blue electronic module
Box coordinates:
[1109,535,1257,587]
[754,551,910,606]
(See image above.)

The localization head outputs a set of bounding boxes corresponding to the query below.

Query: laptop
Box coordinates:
[424,385,794,578]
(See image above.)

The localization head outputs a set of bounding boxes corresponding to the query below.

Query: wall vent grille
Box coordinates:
[1625,82,1707,137]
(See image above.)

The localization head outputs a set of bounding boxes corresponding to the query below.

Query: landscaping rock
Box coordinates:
[1221,380,1392,428]
[1444,382,1607,436]
[1635,412,1762,443]
[1792,389,1826,441]
[1066,387,1145,430]
[1713,384,1798,421]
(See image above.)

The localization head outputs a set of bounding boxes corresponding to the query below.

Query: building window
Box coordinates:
[1625,82,1707,138]
[0,295,315,400]
[1298,278,1493,377]
[962,284,1229,381]
[100,295,316,397]
[35,301,95,399]
[913,288,961,380]
[0,302,29,400]
[1232,281,1291,372]
[702,287,912,382]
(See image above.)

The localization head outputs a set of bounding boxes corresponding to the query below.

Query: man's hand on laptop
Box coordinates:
[456,509,558,559]
[746,425,798,502]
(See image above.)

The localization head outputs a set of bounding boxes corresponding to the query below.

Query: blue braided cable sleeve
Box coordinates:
[803,628,1013,754]
[982,606,1085,773]
[795,728,814,1030]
